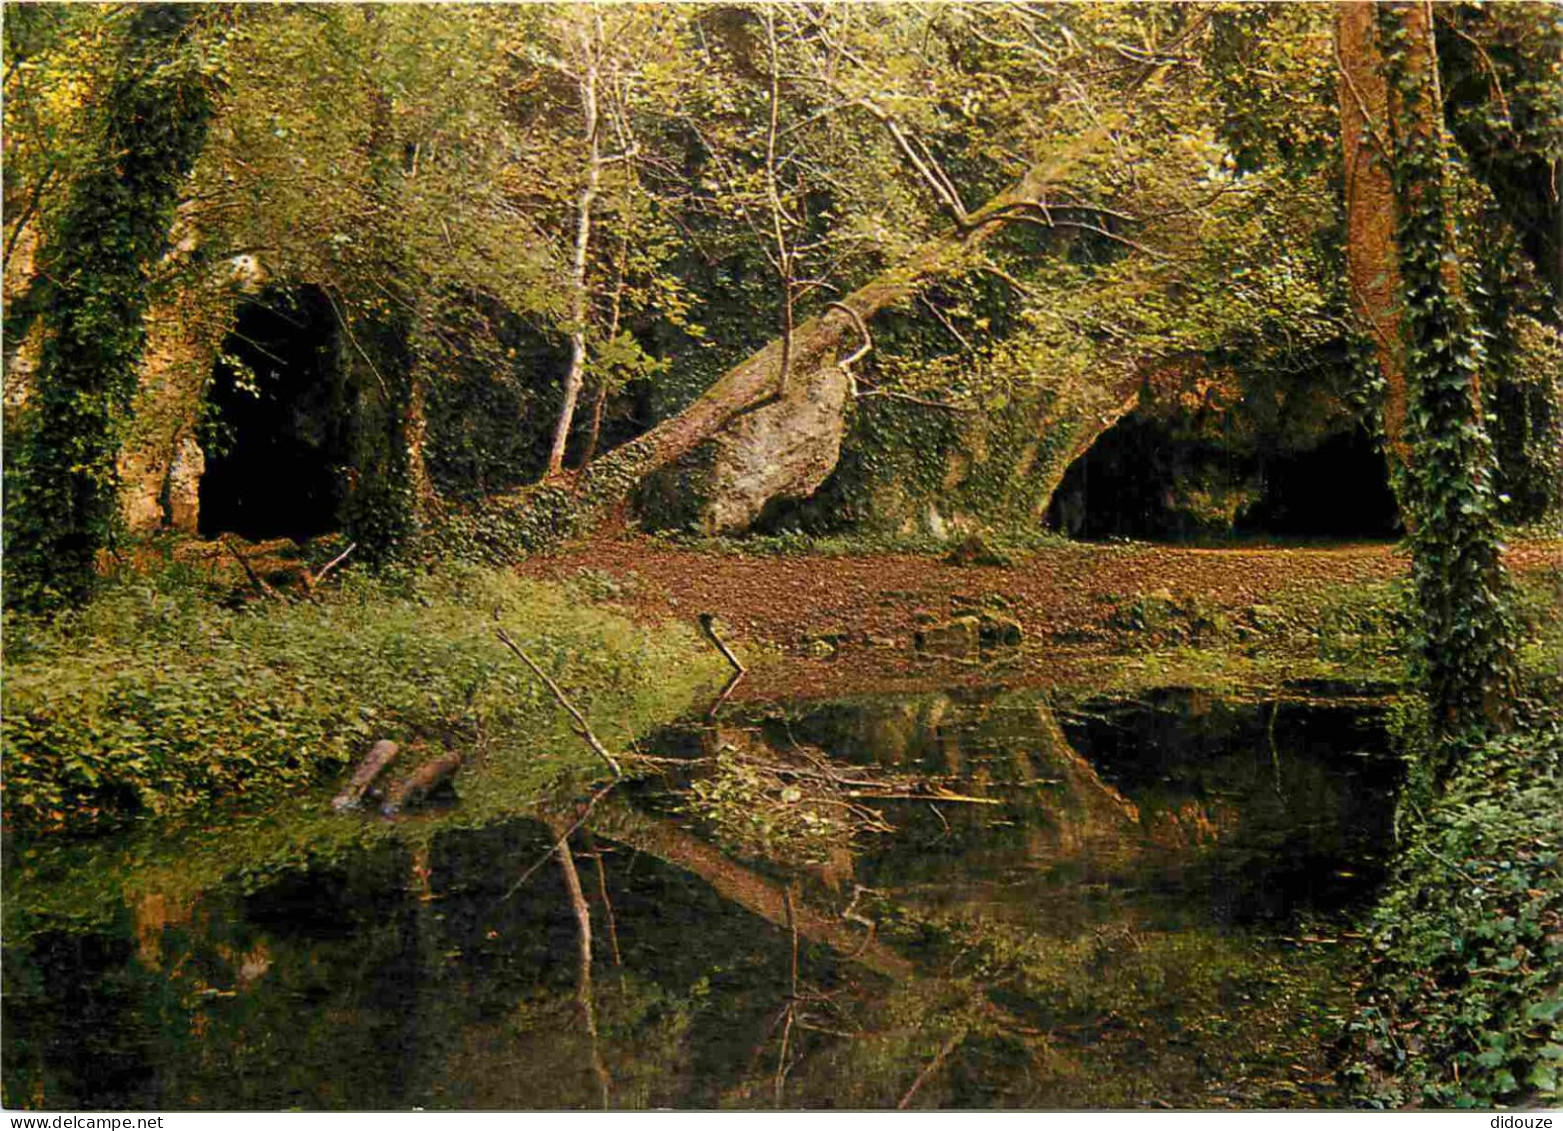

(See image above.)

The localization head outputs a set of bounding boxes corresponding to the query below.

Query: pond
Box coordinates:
[2,685,1402,1110]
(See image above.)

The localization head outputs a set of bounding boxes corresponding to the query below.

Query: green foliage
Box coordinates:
[1,565,720,835]
[1436,2,1563,307]
[4,6,217,611]
[1343,712,1563,1108]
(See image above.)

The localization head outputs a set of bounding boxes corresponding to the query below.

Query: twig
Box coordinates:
[844,789,1000,805]
[587,835,624,968]
[322,287,390,397]
[496,627,623,777]
[708,668,747,722]
[827,301,873,375]
[1267,699,1284,800]
[312,541,358,587]
[855,388,975,412]
[776,887,801,1108]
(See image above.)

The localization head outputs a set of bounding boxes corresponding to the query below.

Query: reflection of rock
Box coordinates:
[134,891,194,969]
[233,940,273,988]
[1144,799,1239,850]
[864,701,925,766]
[1026,704,1143,866]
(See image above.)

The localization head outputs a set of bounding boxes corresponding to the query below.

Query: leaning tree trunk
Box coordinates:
[506,183,1030,543]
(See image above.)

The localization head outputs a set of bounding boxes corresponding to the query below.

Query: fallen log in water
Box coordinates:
[331,739,400,812]
[381,751,463,816]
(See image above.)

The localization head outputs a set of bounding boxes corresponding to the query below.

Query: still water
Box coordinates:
[3,687,1401,1109]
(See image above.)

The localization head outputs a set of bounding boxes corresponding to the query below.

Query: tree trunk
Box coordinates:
[1377,0,1516,756]
[486,134,1122,543]
[547,215,1004,537]
[545,17,603,479]
[1338,1,1412,486]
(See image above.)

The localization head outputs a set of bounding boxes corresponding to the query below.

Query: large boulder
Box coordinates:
[698,361,852,534]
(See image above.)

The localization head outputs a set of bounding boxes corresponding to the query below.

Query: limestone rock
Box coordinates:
[914,611,1023,658]
[697,361,851,534]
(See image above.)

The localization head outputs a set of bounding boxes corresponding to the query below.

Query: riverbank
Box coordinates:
[1,564,725,836]
[516,535,1562,699]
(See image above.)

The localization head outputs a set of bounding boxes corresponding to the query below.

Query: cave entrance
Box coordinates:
[1236,427,1401,538]
[198,287,347,543]
[1047,414,1400,542]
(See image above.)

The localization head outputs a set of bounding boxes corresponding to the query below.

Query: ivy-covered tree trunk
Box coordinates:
[1377,1,1517,760]
[2,5,212,610]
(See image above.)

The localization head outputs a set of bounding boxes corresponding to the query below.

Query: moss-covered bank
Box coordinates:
[1,565,725,837]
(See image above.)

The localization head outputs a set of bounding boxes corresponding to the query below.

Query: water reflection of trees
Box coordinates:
[6,693,1381,1109]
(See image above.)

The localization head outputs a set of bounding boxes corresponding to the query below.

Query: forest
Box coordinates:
[2,0,1560,1113]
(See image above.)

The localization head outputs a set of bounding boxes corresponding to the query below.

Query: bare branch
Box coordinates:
[495,626,623,778]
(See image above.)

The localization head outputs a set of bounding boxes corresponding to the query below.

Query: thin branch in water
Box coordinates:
[498,779,620,903]
[697,613,746,675]
[708,668,747,723]
[586,834,624,968]
[775,885,801,1108]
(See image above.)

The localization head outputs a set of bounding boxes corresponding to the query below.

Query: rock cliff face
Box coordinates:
[117,278,235,534]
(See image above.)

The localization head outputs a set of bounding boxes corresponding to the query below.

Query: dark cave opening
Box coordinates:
[1046,414,1401,542]
[198,287,347,543]
[1235,427,1402,538]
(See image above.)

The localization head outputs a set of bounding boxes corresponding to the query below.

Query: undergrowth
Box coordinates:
[1342,701,1563,1108]
[646,526,1074,560]
[1,564,721,835]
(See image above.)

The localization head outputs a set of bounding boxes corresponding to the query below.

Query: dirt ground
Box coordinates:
[516,536,1561,700]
